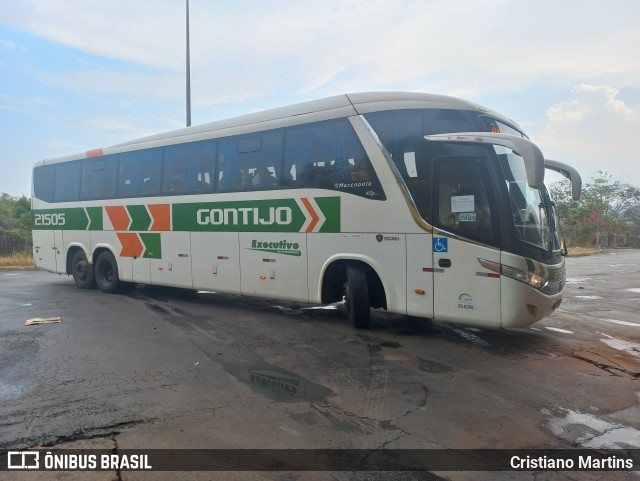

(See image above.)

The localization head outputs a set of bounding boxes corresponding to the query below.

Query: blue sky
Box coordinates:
[1,0,639,197]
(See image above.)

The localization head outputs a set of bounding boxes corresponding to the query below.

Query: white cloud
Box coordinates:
[0,38,16,49]
[36,69,183,101]
[84,115,183,142]
[0,94,55,113]
[539,83,640,186]
[5,0,640,99]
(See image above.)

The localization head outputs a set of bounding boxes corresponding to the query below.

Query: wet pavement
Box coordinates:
[1,249,639,480]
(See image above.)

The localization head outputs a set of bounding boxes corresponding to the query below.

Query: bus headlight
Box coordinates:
[501,265,547,289]
[478,259,548,290]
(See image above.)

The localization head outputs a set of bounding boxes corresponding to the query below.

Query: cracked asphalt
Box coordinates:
[1,249,639,480]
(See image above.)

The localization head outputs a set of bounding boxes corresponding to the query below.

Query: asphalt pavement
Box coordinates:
[1,249,639,481]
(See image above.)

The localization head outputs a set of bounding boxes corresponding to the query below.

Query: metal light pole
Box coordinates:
[186,0,192,127]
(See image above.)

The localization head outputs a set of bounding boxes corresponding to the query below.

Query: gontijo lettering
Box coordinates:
[197,206,292,226]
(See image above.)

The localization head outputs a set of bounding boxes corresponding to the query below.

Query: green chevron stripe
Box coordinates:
[127,205,152,231]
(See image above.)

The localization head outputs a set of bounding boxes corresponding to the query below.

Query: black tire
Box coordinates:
[346,264,370,329]
[71,250,96,289]
[95,251,120,293]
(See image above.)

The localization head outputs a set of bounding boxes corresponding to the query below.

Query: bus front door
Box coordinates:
[431,157,502,327]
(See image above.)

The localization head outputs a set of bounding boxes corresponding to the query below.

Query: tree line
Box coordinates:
[550,171,640,248]
[0,194,31,240]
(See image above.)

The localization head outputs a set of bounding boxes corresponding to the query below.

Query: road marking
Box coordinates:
[544,326,574,334]
[626,288,640,293]
[599,318,640,327]
[558,310,640,328]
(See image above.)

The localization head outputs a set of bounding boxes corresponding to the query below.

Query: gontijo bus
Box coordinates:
[31,92,581,329]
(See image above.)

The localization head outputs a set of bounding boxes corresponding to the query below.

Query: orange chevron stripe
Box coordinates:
[148,203,170,231]
[301,197,319,233]
[117,232,144,257]
[105,206,130,231]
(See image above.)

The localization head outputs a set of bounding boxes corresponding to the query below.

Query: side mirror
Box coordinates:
[545,159,582,201]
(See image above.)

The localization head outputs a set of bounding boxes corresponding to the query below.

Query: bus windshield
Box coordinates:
[498,147,561,252]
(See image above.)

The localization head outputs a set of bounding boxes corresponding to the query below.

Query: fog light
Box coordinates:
[526,304,538,317]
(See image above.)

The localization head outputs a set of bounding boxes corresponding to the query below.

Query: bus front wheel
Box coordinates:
[95,251,120,293]
[346,264,370,329]
[71,250,96,289]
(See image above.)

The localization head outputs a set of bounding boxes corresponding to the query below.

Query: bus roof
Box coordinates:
[34,91,517,167]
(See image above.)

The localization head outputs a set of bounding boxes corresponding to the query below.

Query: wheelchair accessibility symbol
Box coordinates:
[432,237,448,253]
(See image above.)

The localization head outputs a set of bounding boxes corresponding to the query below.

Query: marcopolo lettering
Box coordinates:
[334,181,373,189]
[197,206,292,226]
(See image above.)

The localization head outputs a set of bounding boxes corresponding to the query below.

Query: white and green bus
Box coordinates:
[32,92,581,329]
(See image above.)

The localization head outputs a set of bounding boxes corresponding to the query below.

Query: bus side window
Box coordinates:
[162,143,190,195]
[117,148,162,198]
[189,140,216,194]
[81,156,117,200]
[138,149,162,197]
[54,161,82,202]
[33,164,56,202]
[217,130,282,192]
[285,118,385,200]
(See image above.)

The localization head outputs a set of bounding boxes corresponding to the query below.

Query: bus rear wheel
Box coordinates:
[71,250,96,289]
[95,251,120,293]
[346,264,370,329]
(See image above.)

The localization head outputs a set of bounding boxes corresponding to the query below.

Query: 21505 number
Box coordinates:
[34,213,66,226]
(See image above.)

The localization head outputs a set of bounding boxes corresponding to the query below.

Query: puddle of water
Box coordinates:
[419,359,452,373]
[0,379,29,401]
[566,277,591,284]
[301,305,339,310]
[544,326,574,334]
[273,305,304,315]
[582,427,640,449]
[451,328,493,348]
[542,407,640,448]
[189,336,332,403]
[356,334,401,349]
[599,337,640,359]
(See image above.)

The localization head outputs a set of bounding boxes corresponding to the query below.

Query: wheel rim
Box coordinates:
[99,261,113,285]
[74,259,88,281]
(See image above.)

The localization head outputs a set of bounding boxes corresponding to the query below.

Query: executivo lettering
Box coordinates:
[249,239,301,257]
